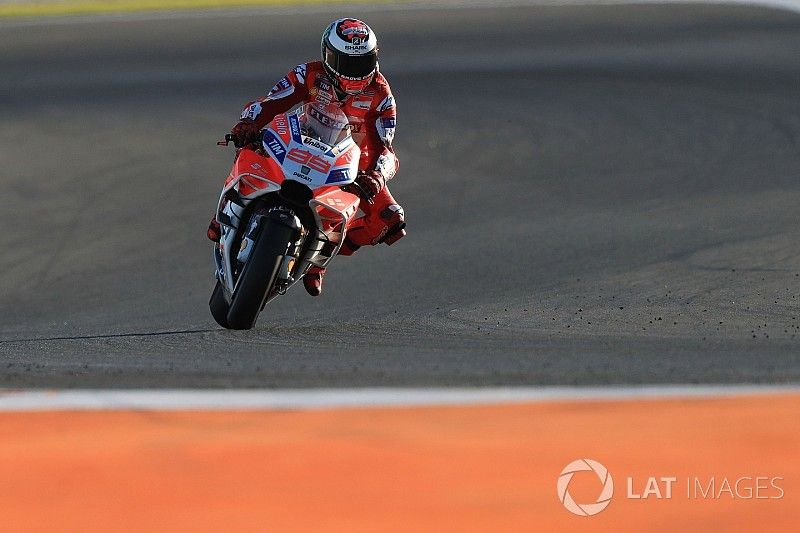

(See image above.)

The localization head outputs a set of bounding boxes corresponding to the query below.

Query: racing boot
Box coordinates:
[207,217,221,242]
[341,203,406,255]
[378,204,406,246]
[303,266,326,297]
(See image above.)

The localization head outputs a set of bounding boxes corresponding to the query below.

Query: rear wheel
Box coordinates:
[226,215,297,330]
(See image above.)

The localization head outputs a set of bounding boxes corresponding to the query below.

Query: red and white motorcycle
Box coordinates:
[209,103,367,330]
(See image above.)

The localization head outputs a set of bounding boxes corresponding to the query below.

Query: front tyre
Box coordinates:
[209,281,231,329]
[225,214,297,330]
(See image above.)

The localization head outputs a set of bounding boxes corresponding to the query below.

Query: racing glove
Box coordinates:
[354,170,386,201]
[230,118,260,147]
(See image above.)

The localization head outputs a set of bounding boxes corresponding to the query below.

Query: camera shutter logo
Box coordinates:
[557,459,614,516]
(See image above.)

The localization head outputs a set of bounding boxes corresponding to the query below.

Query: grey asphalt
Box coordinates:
[1,3,799,387]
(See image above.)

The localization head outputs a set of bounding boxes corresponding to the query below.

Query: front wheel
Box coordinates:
[225,214,297,330]
[209,280,230,329]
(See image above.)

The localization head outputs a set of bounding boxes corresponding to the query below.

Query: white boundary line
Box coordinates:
[0,0,798,28]
[0,385,797,411]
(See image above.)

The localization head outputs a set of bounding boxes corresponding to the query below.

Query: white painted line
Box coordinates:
[0,0,798,28]
[0,385,796,411]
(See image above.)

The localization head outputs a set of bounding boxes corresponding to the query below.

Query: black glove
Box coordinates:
[230,118,260,147]
[354,170,386,200]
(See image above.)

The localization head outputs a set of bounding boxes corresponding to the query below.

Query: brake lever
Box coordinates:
[219,131,264,148]
[217,134,235,147]
[348,181,375,204]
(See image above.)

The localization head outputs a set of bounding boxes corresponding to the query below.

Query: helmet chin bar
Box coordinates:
[323,61,374,97]
[340,76,372,95]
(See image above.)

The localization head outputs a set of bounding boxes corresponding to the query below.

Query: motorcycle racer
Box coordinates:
[208,17,406,297]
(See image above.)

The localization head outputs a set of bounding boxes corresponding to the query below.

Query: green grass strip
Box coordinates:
[0,0,396,18]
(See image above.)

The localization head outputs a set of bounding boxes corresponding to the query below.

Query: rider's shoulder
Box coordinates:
[371,69,392,93]
[287,61,324,83]
[303,61,325,75]
[368,71,395,113]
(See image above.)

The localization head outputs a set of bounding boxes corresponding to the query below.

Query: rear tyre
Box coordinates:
[209,280,231,329]
[226,216,296,330]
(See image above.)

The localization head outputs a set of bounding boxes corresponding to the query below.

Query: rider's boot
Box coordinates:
[341,202,406,255]
[378,203,406,246]
[303,266,326,297]
[383,225,407,245]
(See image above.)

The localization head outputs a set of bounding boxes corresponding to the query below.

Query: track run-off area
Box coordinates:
[0,386,796,530]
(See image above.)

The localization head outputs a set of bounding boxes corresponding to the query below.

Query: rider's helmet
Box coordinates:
[321,18,378,96]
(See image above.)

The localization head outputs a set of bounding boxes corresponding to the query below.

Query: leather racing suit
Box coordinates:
[237,60,406,254]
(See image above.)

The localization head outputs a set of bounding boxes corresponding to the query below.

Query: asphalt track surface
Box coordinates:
[1,3,800,387]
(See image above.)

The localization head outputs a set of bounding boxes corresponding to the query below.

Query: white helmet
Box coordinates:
[321,18,378,96]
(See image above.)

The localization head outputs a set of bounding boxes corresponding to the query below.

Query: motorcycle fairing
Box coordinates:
[310,186,361,245]
[228,149,284,199]
[214,106,362,294]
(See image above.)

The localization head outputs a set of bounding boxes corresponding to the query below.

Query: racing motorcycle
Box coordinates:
[209,102,367,330]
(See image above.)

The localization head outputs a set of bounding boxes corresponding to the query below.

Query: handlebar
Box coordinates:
[216,134,236,147]
[217,131,264,148]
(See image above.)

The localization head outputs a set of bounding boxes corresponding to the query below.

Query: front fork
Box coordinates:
[214,200,340,296]
[214,203,304,292]
[267,207,305,294]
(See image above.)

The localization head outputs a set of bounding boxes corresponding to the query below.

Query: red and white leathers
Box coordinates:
[239,60,406,254]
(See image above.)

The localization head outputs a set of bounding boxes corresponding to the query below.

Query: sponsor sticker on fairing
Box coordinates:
[303,138,331,151]
[273,115,288,135]
[308,106,348,130]
[289,115,302,142]
[326,169,351,184]
[262,131,286,162]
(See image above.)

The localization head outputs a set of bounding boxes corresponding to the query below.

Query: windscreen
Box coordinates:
[293,103,351,147]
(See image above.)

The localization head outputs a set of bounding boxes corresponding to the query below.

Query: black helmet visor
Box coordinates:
[324,47,377,79]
